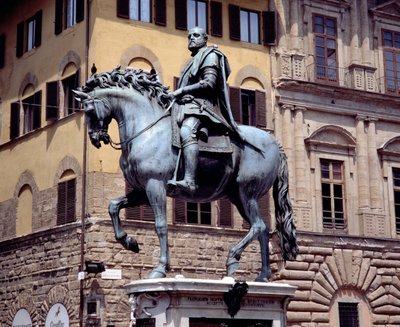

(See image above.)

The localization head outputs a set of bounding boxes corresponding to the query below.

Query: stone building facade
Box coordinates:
[1,0,400,326]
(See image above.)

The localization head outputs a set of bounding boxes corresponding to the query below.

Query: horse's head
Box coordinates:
[73,90,112,148]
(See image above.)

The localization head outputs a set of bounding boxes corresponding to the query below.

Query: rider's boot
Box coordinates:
[174,143,198,193]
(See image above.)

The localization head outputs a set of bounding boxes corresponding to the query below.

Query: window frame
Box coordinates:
[16,10,42,57]
[392,167,400,234]
[239,8,260,44]
[338,302,360,327]
[187,0,208,31]
[313,13,338,84]
[22,90,42,134]
[57,178,77,225]
[62,70,80,116]
[229,87,266,129]
[382,29,400,96]
[128,0,152,23]
[174,199,232,228]
[55,0,84,35]
[320,159,346,232]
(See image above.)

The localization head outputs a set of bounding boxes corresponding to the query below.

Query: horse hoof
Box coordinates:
[119,236,140,253]
[255,273,271,282]
[148,269,166,279]
[126,236,140,252]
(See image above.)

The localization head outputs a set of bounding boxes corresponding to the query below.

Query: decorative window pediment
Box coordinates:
[371,0,400,19]
[378,136,400,162]
[305,125,356,155]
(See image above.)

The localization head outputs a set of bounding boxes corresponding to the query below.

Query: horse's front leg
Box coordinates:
[145,179,170,279]
[108,191,147,253]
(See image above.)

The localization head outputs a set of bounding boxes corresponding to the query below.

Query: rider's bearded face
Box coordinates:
[188,27,207,53]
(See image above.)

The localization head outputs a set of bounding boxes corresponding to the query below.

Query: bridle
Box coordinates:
[85,96,174,151]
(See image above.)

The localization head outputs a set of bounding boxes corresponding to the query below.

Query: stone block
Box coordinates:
[367,286,386,302]
[286,311,312,322]
[311,311,329,323]
[288,301,328,312]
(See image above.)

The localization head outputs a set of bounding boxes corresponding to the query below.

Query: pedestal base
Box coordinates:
[125,276,296,327]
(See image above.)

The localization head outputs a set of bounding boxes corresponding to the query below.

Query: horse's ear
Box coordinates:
[72,89,89,102]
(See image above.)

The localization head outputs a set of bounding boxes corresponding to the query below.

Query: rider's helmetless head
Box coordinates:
[188,27,208,54]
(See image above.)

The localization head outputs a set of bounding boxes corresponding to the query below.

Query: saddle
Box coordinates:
[171,104,233,153]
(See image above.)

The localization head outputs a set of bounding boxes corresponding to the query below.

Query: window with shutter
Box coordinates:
[16,21,24,57]
[10,102,20,139]
[34,10,42,48]
[230,88,266,128]
[255,89,266,129]
[0,34,5,69]
[46,81,59,121]
[16,10,42,56]
[62,70,80,115]
[125,181,154,221]
[23,91,42,133]
[210,1,222,37]
[228,4,240,41]
[154,0,167,26]
[218,198,232,227]
[57,178,76,225]
[55,0,64,34]
[229,86,241,123]
[262,11,276,45]
[175,0,187,30]
[54,0,84,34]
[230,6,274,46]
[174,200,212,225]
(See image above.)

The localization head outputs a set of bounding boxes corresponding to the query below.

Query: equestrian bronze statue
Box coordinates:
[73,29,298,282]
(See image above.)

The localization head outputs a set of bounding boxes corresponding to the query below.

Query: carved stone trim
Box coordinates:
[58,50,81,78]
[233,65,269,90]
[18,73,39,98]
[305,125,356,155]
[39,285,76,322]
[120,45,163,82]
[5,290,39,326]
[54,155,82,185]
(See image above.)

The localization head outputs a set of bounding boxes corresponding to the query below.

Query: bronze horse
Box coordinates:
[74,67,298,281]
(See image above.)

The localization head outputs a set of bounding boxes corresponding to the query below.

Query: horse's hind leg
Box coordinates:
[228,196,271,282]
[108,190,147,252]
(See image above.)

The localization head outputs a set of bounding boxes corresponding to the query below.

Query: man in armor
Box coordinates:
[167,26,242,193]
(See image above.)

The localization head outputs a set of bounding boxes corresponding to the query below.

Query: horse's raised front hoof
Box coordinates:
[226,258,240,276]
[118,235,140,253]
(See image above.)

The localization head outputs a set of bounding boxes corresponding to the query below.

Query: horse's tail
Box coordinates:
[272,144,299,260]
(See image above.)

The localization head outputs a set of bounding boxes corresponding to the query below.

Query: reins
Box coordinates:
[107,99,175,150]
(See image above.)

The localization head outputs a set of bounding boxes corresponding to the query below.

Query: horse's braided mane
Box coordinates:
[81,66,172,108]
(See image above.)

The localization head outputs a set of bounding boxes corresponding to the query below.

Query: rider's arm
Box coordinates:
[174,67,218,97]
[173,51,220,98]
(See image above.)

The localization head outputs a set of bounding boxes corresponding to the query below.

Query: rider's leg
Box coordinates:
[174,117,200,193]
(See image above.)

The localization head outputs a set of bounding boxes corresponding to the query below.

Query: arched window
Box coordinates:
[16,185,33,236]
[127,57,153,73]
[10,79,42,139]
[46,59,81,121]
[57,170,77,225]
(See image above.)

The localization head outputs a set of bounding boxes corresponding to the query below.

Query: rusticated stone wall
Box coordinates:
[272,233,400,327]
[1,216,400,326]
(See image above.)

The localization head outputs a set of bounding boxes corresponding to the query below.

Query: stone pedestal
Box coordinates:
[125,276,296,327]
